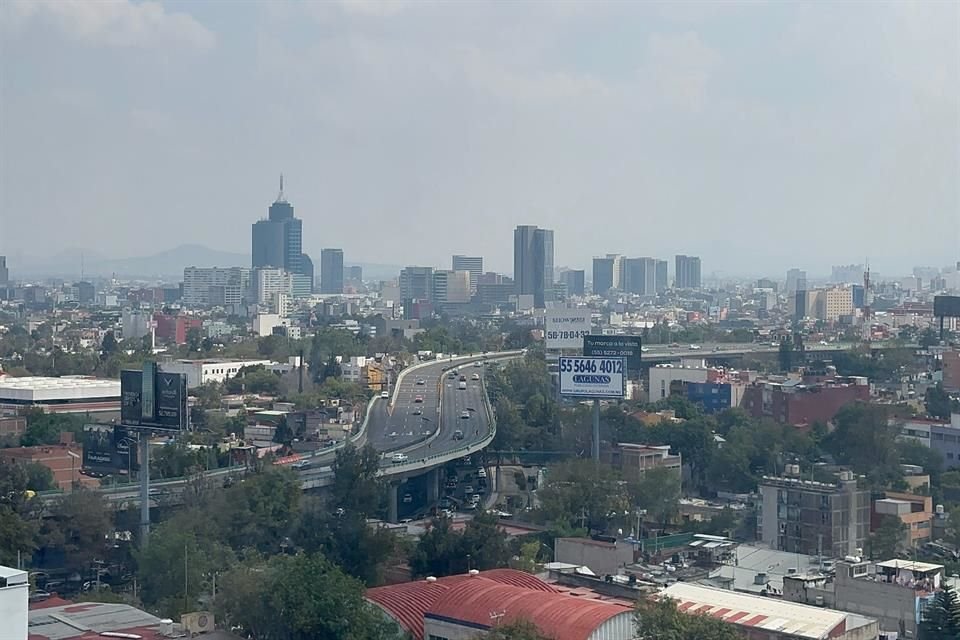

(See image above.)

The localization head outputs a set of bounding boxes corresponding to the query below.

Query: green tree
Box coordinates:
[24,462,55,492]
[209,467,302,553]
[925,383,955,420]
[0,459,39,566]
[823,404,902,488]
[629,466,681,529]
[538,460,627,533]
[39,490,112,573]
[778,336,793,372]
[944,506,960,550]
[100,331,118,358]
[186,327,203,353]
[918,584,960,640]
[635,596,743,639]
[20,408,86,446]
[136,509,235,617]
[330,443,384,516]
[295,503,397,586]
[216,552,402,640]
[868,515,907,560]
[409,511,510,578]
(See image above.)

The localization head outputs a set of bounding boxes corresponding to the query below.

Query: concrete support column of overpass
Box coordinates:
[388,482,399,523]
[426,468,439,504]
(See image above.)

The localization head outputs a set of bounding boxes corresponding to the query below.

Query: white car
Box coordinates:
[388,431,399,438]
[460,410,470,419]
[416,379,426,385]
[380,391,389,399]
[689,344,701,350]
[471,373,480,380]
[477,467,487,478]
[391,453,408,463]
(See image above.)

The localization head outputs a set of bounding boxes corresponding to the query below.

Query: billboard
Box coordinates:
[583,335,642,373]
[934,295,960,318]
[558,356,626,398]
[545,309,592,350]
[82,424,138,474]
[120,363,187,431]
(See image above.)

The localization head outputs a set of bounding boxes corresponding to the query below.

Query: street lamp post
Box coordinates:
[67,450,81,490]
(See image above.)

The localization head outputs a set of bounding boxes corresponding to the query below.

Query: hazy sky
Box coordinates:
[1,0,958,277]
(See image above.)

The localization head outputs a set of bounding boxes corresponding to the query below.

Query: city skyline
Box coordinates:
[1,2,957,274]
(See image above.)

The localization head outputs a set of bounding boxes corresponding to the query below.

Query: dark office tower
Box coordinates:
[452,255,483,294]
[655,260,668,294]
[74,281,95,304]
[0,256,7,285]
[622,257,658,295]
[399,266,434,301]
[251,176,313,292]
[563,270,585,296]
[592,257,615,294]
[321,248,345,294]
[348,265,363,282]
[675,255,702,289]
[513,225,554,308]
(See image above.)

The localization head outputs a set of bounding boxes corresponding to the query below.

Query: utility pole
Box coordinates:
[591,399,600,461]
[139,435,151,546]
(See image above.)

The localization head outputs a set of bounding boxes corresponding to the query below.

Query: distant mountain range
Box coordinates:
[9,244,402,282]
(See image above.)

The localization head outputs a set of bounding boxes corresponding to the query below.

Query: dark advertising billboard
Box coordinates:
[82,424,138,475]
[120,363,187,431]
[934,295,960,318]
[583,335,643,373]
[155,372,187,429]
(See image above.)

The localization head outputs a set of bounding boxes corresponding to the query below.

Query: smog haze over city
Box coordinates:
[0,0,958,275]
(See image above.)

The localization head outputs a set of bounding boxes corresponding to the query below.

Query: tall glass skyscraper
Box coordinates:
[321,248,344,294]
[513,225,554,308]
[251,177,313,293]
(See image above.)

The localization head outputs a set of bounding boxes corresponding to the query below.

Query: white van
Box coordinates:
[458,381,467,390]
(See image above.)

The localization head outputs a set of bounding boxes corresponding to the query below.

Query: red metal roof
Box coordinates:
[428,579,631,640]
[366,569,630,640]
[366,570,556,640]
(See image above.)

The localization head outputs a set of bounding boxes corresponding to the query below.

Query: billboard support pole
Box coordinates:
[139,434,150,547]
[592,399,600,461]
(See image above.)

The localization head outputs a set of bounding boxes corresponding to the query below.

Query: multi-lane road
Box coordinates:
[366,356,501,469]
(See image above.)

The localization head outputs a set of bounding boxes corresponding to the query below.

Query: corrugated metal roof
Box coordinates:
[427,579,632,640]
[661,583,847,640]
[366,569,556,640]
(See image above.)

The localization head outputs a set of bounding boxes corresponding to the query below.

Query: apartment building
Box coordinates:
[606,443,681,483]
[758,470,871,558]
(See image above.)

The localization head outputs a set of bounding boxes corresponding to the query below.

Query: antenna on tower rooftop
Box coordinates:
[277,174,285,202]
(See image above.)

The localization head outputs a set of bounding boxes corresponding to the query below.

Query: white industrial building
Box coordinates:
[0,376,121,415]
[0,565,28,640]
[158,359,273,389]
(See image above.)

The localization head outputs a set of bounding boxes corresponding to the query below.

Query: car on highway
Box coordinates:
[391,453,408,463]
[412,407,422,415]
[402,493,412,503]
[460,410,470,419]
[689,344,701,350]
[470,494,481,504]
[641,346,650,352]
[292,460,312,470]
[463,484,473,494]
[416,379,426,385]
[421,429,433,436]
[389,431,399,438]
[380,391,389,399]
[473,362,481,367]
[477,467,487,478]
[819,340,829,346]
[471,373,480,380]
[458,381,467,390]
[668,342,680,348]
[459,374,467,382]
[414,395,423,403]
[453,429,464,440]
